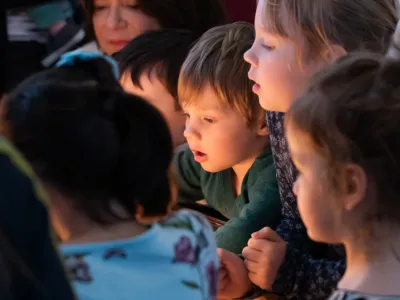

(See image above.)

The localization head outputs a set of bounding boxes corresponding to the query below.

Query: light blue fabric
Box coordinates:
[60,210,218,300]
[56,50,120,79]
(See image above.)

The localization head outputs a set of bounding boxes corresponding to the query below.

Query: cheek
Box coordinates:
[165,111,186,146]
[295,177,309,216]
[92,15,105,39]
[126,13,160,37]
[257,55,302,112]
[299,180,342,243]
[296,176,323,226]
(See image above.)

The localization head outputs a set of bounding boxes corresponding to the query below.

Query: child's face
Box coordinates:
[286,124,344,244]
[120,72,186,148]
[182,86,266,173]
[93,0,161,55]
[244,0,326,112]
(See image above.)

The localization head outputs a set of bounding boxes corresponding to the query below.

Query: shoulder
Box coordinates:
[160,209,214,234]
[76,41,100,53]
[247,148,277,186]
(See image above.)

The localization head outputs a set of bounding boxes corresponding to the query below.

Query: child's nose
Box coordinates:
[244,44,257,67]
[183,123,200,141]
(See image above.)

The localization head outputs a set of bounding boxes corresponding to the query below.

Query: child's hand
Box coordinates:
[217,248,252,299]
[242,227,286,290]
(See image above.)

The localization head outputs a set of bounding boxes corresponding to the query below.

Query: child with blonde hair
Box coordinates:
[175,22,281,254]
[217,0,397,299]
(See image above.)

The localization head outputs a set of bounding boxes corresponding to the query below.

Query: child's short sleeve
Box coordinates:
[161,210,219,299]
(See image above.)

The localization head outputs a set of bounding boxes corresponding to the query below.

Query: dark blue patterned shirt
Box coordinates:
[266,111,345,300]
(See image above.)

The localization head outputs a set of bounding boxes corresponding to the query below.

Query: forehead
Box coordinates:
[93,0,137,4]
[121,71,167,93]
[181,85,228,112]
[255,0,300,39]
[286,123,317,162]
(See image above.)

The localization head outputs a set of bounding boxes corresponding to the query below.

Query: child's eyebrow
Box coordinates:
[198,107,221,112]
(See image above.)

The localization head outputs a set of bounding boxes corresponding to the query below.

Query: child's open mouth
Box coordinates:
[192,150,208,163]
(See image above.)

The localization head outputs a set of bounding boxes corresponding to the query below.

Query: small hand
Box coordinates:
[242,227,286,290]
[217,248,252,299]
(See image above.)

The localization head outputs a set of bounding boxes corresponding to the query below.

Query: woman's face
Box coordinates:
[92,0,161,55]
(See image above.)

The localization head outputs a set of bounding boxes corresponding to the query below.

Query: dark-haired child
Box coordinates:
[174,22,281,254]
[286,49,400,299]
[115,29,197,149]
[0,51,218,300]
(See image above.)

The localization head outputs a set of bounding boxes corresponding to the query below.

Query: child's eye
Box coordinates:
[203,117,216,124]
[127,4,140,9]
[262,44,275,51]
[183,113,190,119]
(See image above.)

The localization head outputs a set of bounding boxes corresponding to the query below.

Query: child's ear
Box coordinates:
[256,118,269,137]
[322,44,347,63]
[342,163,367,212]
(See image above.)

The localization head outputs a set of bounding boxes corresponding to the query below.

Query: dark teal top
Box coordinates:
[174,147,281,253]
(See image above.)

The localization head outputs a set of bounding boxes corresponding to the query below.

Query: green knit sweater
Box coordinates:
[174,147,282,254]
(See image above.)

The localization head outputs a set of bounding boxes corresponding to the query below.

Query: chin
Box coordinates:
[259,96,288,113]
[200,163,225,173]
[307,229,339,245]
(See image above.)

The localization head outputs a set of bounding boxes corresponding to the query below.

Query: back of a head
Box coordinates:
[179,22,263,125]
[287,47,400,224]
[115,29,198,107]
[137,0,227,37]
[262,0,397,59]
[1,53,174,224]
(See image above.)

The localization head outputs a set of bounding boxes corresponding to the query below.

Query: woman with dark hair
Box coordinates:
[0,51,218,300]
[80,0,226,55]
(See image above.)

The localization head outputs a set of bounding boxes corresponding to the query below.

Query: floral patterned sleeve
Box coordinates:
[162,210,219,300]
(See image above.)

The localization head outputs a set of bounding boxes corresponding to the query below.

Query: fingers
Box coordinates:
[218,267,228,283]
[218,267,229,291]
[217,248,227,258]
[243,258,259,273]
[217,248,231,263]
[251,227,282,242]
[242,246,261,262]
[217,248,245,272]
[247,237,270,251]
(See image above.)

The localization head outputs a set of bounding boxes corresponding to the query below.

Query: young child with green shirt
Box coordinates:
[174,22,282,254]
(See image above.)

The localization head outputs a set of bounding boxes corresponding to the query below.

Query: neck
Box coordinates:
[340,230,400,296]
[45,185,148,244]
[60,218,148,244]
[232,137,268,195]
